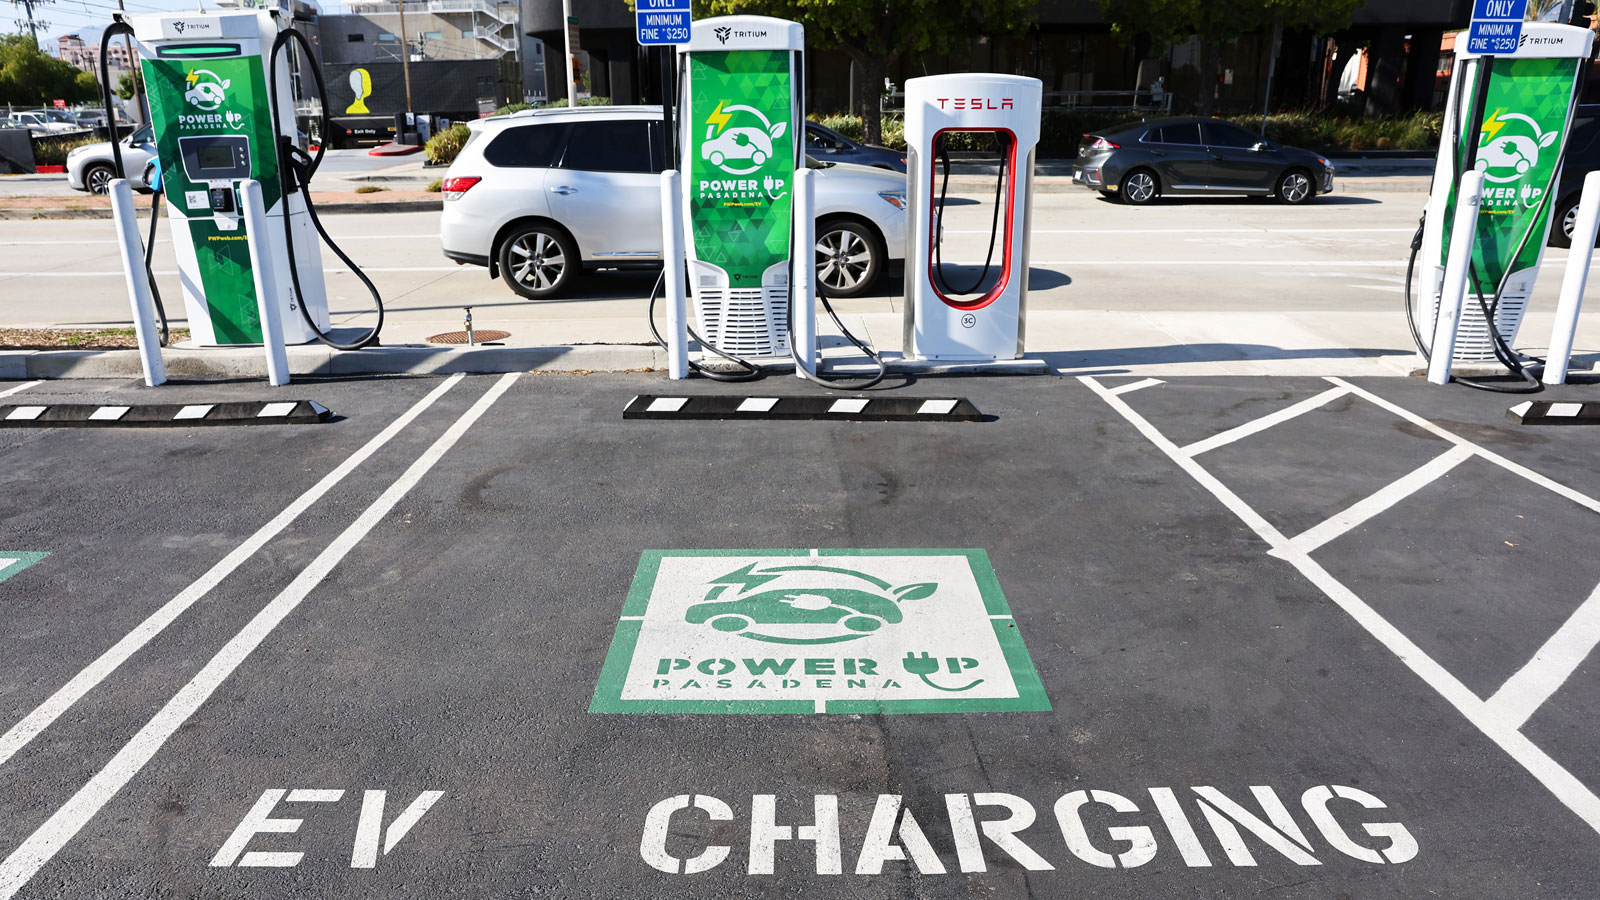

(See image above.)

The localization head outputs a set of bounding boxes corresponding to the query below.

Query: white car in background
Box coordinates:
[66,124,157,194]
[439,105,907,299]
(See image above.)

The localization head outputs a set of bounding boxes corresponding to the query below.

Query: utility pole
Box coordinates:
[397,0,415,117]
[13,0,53,45]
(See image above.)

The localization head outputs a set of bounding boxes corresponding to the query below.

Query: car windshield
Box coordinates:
[128,125,152,144]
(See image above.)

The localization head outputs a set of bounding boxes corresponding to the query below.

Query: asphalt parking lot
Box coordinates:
[1,371,1598,898]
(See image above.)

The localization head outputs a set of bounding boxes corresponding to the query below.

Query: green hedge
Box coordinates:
[32,134,99,167]
[492,97,612,116]
[808,110,1443,157]
[423,123,472,166]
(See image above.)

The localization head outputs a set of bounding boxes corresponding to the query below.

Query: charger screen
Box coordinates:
[197,146,234,170]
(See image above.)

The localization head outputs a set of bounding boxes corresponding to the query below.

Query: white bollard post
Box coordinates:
[660,169,689,380]
[1545,170,1600,385]
[109,178,166,387]
[792,166,817,377]
[1428,169,1485,386]
[239,180,291,387]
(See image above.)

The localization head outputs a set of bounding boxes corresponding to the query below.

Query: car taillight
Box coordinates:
[1088,137,1119,151]
[441,176,481,199]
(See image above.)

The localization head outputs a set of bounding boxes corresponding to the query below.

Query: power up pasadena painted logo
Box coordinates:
[1474,108,1559,210]
[591,550,1050,714]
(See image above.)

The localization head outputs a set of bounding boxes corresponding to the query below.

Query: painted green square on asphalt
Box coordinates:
[591,549,1051,715]
[0,552,49,584]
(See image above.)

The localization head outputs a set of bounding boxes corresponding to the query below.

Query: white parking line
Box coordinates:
[0,373,518,900]
[0,374,465,772]
[1326,378,1600,516]
[1486,578,1600,730]
[1285,444,1475,555]
[1107,378,1164,396]
[1083,375,1600,841]
[1179,386,1348,457]
[0,381,42,400]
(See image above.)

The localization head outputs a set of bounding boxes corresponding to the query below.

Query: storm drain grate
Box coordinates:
[427,330,511,345]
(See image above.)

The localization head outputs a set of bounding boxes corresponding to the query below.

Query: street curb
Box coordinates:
[0,198,444,220]
[0,344,667,379]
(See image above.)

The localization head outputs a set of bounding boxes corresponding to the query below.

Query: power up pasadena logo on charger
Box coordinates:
[590,550,1050,714]
[1474,108,1559,210]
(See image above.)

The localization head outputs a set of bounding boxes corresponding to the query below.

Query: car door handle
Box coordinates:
[1150,149,1166,156]
[1210,153,1226,160]
[549,185,578,195]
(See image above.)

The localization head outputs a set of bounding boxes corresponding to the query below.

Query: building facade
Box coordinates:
[523,0,1484,118]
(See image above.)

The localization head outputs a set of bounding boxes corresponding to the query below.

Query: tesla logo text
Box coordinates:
[936,98,1015,110]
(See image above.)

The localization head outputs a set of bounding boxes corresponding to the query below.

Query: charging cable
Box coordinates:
[99,21,169,346]
[932,131,1007,297]
[269,27,385,350]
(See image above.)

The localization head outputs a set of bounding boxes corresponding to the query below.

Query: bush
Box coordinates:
[1222,111,1443,153]
[32,134,98,167]
[354,185,389,194]
[423,123,471,166]
[427,178,442,192]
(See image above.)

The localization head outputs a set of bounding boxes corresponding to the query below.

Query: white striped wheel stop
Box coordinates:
[0,400,331,428]
[623,395,984,422]
[1507,400,1600,426]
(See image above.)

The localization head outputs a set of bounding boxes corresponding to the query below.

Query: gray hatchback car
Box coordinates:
[1074,117,1334,205]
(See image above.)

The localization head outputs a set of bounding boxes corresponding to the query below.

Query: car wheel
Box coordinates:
[83,163,115,195]
[1121,169,1159,205]
[498,224,578,299]
[815,217,884,298]
[1551,195,1578,249]
[752,149,767,166]
[1276,169,1314,205]
[710,150,726,166]
[706,614,753,634]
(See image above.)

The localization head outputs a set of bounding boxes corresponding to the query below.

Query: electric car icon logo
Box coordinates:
[684,562,936,645]
[183,68,231,112]
[702,100,787,176]
[1475,110,1559,184]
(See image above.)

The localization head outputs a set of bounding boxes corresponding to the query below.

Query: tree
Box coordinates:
[0,32,100,105]
[116,68,143,101]
[1095,0,1361,116]
[700,0,1039,145]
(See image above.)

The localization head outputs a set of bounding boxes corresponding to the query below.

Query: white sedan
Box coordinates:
[439,105,906,299]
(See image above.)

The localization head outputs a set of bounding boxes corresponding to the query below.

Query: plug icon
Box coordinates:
[901,651,982,692]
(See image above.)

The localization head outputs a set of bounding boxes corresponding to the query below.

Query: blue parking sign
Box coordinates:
[637,0,690,46]
[1472,0,1528,19]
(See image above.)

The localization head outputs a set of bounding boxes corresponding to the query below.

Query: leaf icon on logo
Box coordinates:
[893,583,936,601]
[769,122,787,141]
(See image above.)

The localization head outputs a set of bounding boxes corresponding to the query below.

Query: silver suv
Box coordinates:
[439,105,907,299]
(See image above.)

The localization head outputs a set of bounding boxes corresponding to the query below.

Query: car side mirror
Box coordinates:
[1251,141,1270,152]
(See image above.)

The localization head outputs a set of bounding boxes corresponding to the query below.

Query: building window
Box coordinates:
[378,33,397,42]
[461,28,475,37]
[423,31,442,40]
[347,33,365,42]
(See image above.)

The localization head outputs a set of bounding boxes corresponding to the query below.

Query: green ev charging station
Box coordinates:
[1416,21,1594,374]
[127,9,330,347]
[678,16,804,361]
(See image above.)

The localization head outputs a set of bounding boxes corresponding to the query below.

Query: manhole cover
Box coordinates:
[427,330,511,345]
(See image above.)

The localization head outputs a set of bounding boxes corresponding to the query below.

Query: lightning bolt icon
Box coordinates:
[1481,108,1507,144]
[707,563,782,595]
[185,69,199,87]
[706,100,732,135]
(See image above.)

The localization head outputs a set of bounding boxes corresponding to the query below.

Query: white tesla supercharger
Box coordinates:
[902,73,1041,361]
